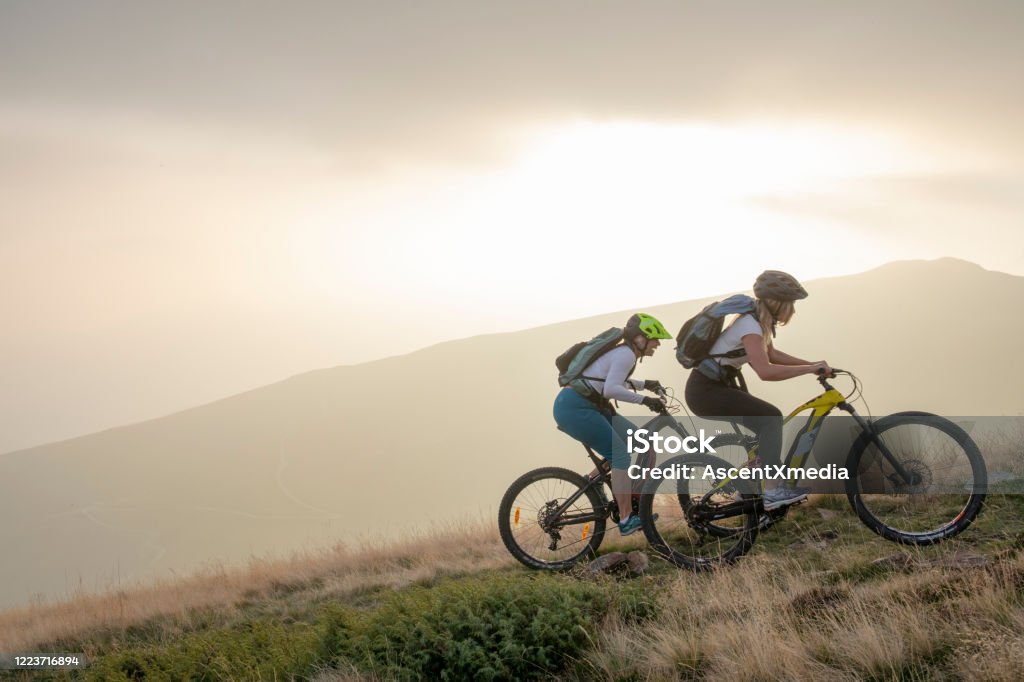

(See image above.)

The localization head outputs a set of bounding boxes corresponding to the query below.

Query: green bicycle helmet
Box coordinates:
[624,313,673,341]
[753,270,809,301]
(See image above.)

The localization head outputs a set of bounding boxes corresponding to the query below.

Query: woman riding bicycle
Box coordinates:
[685,270,832,510]
[553,313,671,536]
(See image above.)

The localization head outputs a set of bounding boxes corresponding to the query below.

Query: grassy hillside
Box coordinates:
[4,490,1024,681]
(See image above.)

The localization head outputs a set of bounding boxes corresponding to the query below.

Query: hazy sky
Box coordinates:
[2,1,1023,452]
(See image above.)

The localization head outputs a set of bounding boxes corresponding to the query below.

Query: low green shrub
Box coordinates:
[82,617,321,681]
[30,572,661,681]
[331,574,611,681]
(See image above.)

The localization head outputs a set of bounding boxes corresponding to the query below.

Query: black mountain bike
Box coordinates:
[498,388,710,570]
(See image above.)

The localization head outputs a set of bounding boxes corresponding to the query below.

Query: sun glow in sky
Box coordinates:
[289,120,948,330]
[2,0,1023,455]
[2,107,1010,454]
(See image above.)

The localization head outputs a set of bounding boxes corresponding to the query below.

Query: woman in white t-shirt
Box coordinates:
[684,271,833,510]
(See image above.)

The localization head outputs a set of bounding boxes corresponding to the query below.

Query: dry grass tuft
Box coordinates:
[582,546,1024,681]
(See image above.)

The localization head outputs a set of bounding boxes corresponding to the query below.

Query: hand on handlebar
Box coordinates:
[814,362,834,378]
[643,379,664,393]
[641,396,667,413]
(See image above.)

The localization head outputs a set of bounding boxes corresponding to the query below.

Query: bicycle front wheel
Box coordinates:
[498,467,608,570]
[846,412,986,544]
[640,454,759,571]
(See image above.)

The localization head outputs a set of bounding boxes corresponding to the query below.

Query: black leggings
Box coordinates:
[685,369,784,467]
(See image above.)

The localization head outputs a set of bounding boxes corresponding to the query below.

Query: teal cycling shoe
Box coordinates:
[617,515,643,536]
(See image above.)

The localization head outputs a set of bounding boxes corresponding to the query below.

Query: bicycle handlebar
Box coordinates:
[816,367,847,389]
[653,386,670,415]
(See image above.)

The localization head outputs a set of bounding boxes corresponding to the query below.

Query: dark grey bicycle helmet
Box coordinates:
[753,270,808,301]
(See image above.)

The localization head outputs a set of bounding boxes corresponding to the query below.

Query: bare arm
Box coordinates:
[768,346,812,365]
[743,335,826,382]
[769,346,833,375]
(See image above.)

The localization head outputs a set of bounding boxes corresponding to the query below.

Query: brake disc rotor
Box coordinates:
[891,458,933,494]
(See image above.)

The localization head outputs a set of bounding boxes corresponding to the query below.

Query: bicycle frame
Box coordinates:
[781,379,919,484]
[701,375,918,503]
[771,385,848,471]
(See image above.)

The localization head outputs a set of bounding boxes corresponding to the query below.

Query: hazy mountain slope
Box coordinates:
[1,258,1019,609]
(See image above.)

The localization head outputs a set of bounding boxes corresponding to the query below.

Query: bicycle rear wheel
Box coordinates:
[498,467,608,570]
[846,412,986,544]
[640,454,759,571]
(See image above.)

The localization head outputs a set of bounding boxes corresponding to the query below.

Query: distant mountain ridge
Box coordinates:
[2,257,1020,609]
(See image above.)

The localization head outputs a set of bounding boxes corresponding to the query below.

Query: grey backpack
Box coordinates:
[556,328,629,400]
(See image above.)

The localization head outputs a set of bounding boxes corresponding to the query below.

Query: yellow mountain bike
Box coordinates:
[639,369,987,570]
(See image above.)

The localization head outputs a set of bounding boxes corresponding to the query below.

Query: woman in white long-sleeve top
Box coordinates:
[553,313,671,536]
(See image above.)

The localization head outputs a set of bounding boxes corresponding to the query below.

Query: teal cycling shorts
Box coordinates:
[552,387,631,470]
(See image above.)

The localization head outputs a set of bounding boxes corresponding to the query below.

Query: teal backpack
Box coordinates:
[556,328,628,400]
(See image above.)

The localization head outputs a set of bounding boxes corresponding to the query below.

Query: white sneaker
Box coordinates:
[762,487,808,511]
